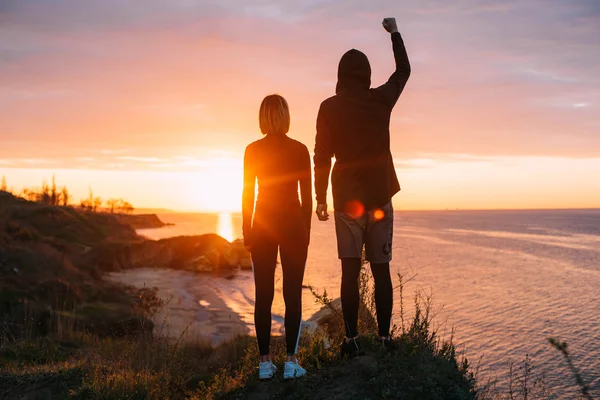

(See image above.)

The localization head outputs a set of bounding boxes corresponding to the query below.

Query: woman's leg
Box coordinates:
[251,228,279,358]
[279,224,308,357]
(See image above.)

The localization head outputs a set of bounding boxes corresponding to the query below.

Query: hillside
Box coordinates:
[0,191,153,339]
[0,191,247,340]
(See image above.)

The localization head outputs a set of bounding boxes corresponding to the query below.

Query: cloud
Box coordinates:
[117,156,166,163]
[1,0,599,162]
[100,149,130,155]
[21,158,58,165]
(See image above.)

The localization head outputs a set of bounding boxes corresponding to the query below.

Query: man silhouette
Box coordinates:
[314,17,411,356]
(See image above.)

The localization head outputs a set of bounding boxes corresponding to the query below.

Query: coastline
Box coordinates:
[113,212,172,229]
[0,192,251,343]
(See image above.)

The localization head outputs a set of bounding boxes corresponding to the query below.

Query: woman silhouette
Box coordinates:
[242,94,312,380]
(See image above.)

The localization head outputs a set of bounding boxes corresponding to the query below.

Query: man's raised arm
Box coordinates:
[375,17,411,108]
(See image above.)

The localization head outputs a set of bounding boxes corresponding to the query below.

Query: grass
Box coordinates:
[1,278,596,400]
[1,260,479,400]
[0,325,254,399]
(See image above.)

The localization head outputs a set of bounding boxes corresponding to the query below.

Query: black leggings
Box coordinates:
[341,258,393,338]
[251,219,308,356]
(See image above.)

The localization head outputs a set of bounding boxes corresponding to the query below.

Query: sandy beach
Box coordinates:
[107,268,251,347]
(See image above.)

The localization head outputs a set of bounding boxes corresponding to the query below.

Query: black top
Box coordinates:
[314,32,411,212]
[242,134,312,241]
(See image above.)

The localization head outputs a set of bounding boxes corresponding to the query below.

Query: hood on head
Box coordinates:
[336,49,371,94]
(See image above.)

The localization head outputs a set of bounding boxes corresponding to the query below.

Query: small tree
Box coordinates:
[113,198,126,213]
[106,198,118,213]
[0,176,7,192]
[21,188,34,201]
[80,188,94,211]
[50,175,58,205]
[61,186,70,206]
[40,180,51,204]
[93,196,103,212]
[123,201,134,214]
[87,188,94,211]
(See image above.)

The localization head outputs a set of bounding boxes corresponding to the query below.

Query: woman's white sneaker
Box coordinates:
[259,360,277,380]
[283,361,307,380]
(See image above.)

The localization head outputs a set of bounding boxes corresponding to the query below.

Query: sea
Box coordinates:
[113,209,600,399]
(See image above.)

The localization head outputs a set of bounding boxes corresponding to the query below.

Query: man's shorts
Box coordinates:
[334,202,394,263]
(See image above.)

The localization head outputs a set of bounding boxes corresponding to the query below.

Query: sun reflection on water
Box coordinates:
[217,212,235,242]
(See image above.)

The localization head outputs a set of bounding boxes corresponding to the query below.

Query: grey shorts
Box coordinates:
[334,202,394,263]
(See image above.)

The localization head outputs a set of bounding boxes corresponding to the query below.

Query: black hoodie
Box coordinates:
[314,32,411,213]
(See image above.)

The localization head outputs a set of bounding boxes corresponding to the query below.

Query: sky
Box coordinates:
[1,0,599,212]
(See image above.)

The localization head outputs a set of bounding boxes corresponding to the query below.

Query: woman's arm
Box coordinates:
[299,145,313,241]
[242,146,256,248]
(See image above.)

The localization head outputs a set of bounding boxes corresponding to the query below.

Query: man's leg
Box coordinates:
[370,262,393,338]
[334,210,366,342]
[366,202,394,339]
[341,257,362,338]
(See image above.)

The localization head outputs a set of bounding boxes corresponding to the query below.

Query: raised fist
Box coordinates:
[382,17,398,34]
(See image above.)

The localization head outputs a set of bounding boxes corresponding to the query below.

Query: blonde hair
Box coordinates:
[259,94,290,136]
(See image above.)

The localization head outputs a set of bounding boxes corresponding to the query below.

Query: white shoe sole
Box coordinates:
[259,363,277,380]
[283,368,306,380]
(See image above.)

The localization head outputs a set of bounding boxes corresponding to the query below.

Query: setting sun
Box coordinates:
[191,158,243,212]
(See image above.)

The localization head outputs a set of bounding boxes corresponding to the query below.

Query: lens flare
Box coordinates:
[344,200,365,219]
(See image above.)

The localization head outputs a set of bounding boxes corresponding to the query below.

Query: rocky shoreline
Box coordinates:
[113,213,172,229]
[88,234,252,275]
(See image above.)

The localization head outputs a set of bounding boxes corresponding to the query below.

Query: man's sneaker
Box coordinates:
[259,360,277,380]
[377,336,398,353]
[283,361,307,380]
[340,337,363,359]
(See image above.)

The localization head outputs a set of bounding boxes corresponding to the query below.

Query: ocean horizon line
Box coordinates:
[139,206,600,215]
